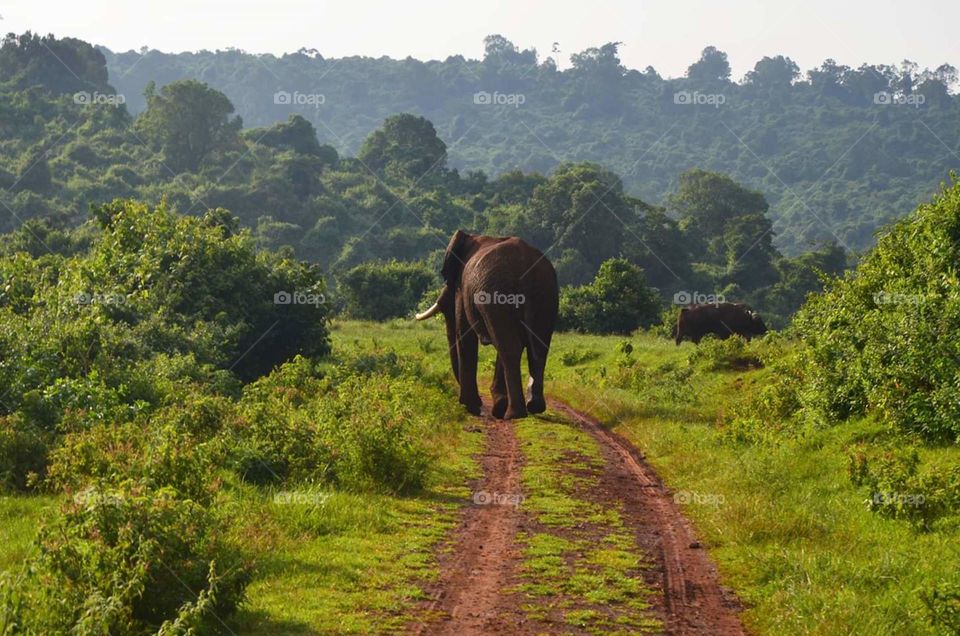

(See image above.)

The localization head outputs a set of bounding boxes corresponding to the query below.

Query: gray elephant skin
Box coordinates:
[416,230,559,420]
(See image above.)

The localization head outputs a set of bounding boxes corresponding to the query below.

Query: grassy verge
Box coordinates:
[513,412,660,634]
[545,330,960,635]
[231,322,483,634]
[0,495,56,574]
[234,428,481,633]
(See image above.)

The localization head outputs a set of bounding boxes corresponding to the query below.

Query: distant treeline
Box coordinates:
[97,34,960,254]
[0,30,892,328]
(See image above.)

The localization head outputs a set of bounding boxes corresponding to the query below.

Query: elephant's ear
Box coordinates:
[440,230,471,286]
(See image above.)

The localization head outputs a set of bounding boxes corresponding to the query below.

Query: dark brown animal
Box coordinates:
[674,302,767,345]
[416,230,559,419]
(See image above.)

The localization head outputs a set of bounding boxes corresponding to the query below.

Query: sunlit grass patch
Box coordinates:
[513,413,661,633]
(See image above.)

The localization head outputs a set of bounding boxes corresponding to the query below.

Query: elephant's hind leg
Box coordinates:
[524,357,548,414]
[522,319,552,415]
[490,356,508,419]
[487,328,527,420]
[501,349,528,420]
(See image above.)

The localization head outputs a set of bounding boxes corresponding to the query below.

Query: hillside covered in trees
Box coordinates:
[101,34,960,253]
[1,32,852,327]
[1,26,960,636]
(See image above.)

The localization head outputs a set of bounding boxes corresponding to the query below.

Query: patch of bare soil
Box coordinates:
[411,409,535,635]
[412,400,746,635]
[550,399,746,635]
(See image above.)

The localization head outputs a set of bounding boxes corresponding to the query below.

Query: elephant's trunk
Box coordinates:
[415,301,441,320]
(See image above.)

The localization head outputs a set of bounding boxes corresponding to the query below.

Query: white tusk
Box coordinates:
[415,302,441,321]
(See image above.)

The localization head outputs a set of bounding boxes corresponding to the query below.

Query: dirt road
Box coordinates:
[414,400,745,635]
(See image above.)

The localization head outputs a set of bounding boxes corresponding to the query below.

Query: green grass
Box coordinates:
[233,486,479,634]
[512,412,660,634]
[4,320,957,634]
[544,330,960,635]
[0,495,56,574]
[231,322,483,634]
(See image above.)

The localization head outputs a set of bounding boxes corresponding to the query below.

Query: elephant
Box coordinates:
[415,230,559,420]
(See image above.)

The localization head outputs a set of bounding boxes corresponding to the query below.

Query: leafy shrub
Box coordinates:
[0,415,50,491]
[848,444,960,530]
[1,481,249,634]
[231,353,458,492]
[686,335,762,371]
[46,418,226,505]
[596,342,696,404]
[923,580,960,634]
[559,258,661,334]
[735,178,960,441]
[338,260,436,321]
[313,374,438,492]
[559,348,600,366]
[84,200,331,380]
[651,306,682,339]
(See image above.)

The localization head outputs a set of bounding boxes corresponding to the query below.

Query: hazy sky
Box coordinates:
[2,0,957,78]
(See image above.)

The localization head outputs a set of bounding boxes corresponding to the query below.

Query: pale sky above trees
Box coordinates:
[3,0,957,79]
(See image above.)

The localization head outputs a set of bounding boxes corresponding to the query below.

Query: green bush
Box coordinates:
[923,579,960,634]
[559,348,600,366]
[231,352,458,492]
[686,335,762,371]
[559,258,661,334]
[338,260,436,321]
[1,481,249,634]
[84,200,331,380]
[848,444,960,530]
[46,418,226,505]
[794,178,960,440]
[595,342,697,404]
[0,415,50,491]
[735,177,960,442]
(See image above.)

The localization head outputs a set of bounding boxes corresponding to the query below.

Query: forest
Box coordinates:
[99,33,960,254]
[1,28,959,636]
[1,32,853,329]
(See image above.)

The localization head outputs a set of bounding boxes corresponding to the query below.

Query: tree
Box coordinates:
[338,260,435,321]
[481,34,536,69]
[357,114,447,183]
[622,206,693,291]
[723,213,779,290]
[559,258,661,334]
[13,152,52,194]
[247,114,338,165]
[526,163,634,269]
[569,42,624,79]
[842,64,893,102]
[135,80,242,173]
[744,56,800,89]
[760,241,846,322]
[669,169,769,259]
[686,46,731,82]
[807,59,850,98]
[567,42,626,115]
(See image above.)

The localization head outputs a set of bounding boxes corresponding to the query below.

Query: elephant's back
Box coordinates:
[472,238,555,279]
[469,238,558,307]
